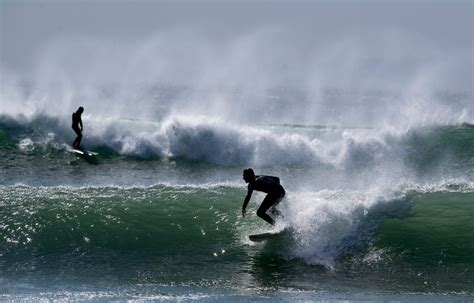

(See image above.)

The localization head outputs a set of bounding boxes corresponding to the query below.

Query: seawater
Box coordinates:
[1,111,473,302]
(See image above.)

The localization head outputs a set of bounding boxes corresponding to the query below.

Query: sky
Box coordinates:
[0,0,473,124]
[1,0,472,73]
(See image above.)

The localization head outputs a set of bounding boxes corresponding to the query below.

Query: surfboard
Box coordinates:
[249,230,284,242]
[69,148,98,157]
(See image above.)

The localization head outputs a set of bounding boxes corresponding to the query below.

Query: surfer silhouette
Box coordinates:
[72,106,84,149]
[241,168,285,225]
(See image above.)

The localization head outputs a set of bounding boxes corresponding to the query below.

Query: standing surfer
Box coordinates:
[72,106,84,149]
[241,168,285,225]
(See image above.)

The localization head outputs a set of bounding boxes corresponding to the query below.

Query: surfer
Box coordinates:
[241,168,285,225]
[72,106,84,149]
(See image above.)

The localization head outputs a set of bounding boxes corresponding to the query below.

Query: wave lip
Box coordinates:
[280,189,402,267]
[1,114,474,182]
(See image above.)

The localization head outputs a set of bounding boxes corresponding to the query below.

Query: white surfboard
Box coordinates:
[69,148,98,157]
[249,229,285,242]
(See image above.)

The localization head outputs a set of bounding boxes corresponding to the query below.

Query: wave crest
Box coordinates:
[1,114,474,176]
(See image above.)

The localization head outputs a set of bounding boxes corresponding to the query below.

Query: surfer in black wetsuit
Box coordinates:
[241,168,285,225]
[72,106,84,149]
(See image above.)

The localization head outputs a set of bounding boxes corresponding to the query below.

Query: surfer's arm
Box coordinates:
[79,119,83,131]
[242,190,252,217]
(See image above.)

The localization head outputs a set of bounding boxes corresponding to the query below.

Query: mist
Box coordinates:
[1,0,473,126]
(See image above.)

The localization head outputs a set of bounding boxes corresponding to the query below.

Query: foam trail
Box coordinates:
[280,188,408,266]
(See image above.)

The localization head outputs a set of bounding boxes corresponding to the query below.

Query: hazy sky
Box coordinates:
[1,0,473,124]
[1,0,472,72]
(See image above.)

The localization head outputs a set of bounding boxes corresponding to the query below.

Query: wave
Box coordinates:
[1,114,474,172]
[282,185,474,267]
[0,185,241,258]
[1,182,473,269]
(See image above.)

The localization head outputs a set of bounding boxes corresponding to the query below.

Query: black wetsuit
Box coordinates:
[243,175,285,225]
[72,112,82,148]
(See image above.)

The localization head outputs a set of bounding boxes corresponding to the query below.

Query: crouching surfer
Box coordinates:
[241,168,285,225]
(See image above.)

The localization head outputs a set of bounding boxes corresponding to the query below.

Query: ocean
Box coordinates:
[0,103,473,302]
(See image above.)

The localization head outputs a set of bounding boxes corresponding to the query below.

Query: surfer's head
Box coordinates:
[77,106,84,114]
[243,168,255,183]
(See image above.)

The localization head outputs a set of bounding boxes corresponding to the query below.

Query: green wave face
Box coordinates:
[379,192,474,263]
[0,185,250,290]
[368,191,474,293]
[1,185,473,294]
[0,186,242,255]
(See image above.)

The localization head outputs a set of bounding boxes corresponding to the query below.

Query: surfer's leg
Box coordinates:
[257,193,278,225]
[72,126,82,148]
[269,189,285,218]
[76,132,82,148]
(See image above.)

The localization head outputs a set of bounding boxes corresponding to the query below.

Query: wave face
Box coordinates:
[1,184,473,295]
